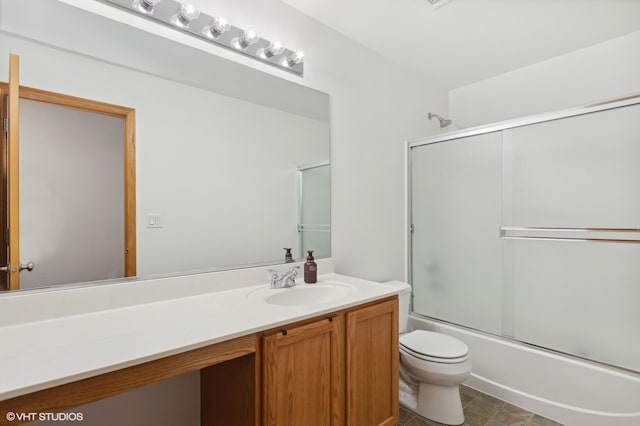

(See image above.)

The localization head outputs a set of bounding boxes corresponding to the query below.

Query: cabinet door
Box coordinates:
[346,298,399,426]
[262,316,343,426]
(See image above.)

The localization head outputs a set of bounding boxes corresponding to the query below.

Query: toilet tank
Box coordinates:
[382,281,412,334]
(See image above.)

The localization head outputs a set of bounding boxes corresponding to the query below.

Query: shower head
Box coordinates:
[428,112,452,128]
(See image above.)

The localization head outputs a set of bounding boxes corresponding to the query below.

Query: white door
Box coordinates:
[19,99,125,289]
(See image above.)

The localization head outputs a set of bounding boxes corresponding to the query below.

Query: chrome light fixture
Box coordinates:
[104,0,305,76]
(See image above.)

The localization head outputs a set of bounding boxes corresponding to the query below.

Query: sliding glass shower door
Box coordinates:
[411,131,503,335]
[410,99,640,372]
[501,105,640,371]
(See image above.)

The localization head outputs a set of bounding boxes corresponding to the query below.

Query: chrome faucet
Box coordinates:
[267,266,300,289]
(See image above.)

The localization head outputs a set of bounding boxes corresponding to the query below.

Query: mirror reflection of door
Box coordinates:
[1,54,136,291]
[20,100,124,288]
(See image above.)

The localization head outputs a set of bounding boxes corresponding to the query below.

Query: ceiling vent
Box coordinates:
[425,0,454,8]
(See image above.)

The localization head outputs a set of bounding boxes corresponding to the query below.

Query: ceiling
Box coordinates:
[280,0,640,90]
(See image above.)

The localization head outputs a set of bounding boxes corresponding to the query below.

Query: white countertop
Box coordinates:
[0,265,407,401]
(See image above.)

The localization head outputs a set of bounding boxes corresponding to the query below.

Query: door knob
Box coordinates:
[19,262,34,272]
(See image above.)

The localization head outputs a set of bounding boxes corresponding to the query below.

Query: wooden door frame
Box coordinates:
[0,82,137,279]
[1,54,20,290]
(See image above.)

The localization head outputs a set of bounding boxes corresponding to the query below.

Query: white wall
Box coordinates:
[449,31,640,128]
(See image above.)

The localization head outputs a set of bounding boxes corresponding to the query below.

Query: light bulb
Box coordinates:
[239,28,260,48]
[178,1,200,26]
[137,0,161,13]
[265,41,284,57]
[287,51,304,66]
[210,17,230,37]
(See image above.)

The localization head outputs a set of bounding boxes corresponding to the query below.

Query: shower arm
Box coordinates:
[428,112,453,128]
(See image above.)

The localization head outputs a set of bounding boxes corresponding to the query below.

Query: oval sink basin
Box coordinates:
[249,281,356,306]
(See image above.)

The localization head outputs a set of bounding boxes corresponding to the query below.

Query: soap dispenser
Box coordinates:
[284,248,293,263]
[304,250,317,283]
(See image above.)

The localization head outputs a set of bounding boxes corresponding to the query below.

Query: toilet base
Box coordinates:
[415,382,464,425]
[399,375,418,411]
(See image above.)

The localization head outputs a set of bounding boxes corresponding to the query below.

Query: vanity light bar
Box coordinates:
[103,0,304,76]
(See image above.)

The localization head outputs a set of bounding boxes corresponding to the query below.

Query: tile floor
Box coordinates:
[398,385,564,426]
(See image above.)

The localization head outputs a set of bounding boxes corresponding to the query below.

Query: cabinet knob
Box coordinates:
[281,330,287,336]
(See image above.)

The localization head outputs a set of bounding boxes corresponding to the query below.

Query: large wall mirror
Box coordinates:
[0,0,330,291]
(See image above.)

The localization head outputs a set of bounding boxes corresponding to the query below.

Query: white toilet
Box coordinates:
[388,281,472,425]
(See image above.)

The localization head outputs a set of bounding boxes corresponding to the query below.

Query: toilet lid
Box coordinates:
[400,330,468,359]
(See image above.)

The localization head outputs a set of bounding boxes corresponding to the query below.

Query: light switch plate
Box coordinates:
[147,214,163,228]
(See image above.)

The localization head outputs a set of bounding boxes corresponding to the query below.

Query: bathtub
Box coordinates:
[408,315,640,426]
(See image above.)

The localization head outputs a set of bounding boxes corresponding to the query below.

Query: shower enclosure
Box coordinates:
[408,96,640,374]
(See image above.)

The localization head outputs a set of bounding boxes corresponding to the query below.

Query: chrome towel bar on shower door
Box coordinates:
[500,227,640,243]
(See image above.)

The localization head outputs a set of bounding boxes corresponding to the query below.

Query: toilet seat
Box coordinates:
[400,330,469,364]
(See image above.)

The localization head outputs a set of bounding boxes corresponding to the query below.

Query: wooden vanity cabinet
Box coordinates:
[346,298,399,426]
[260,297,399,426]
[262,315,344,426]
